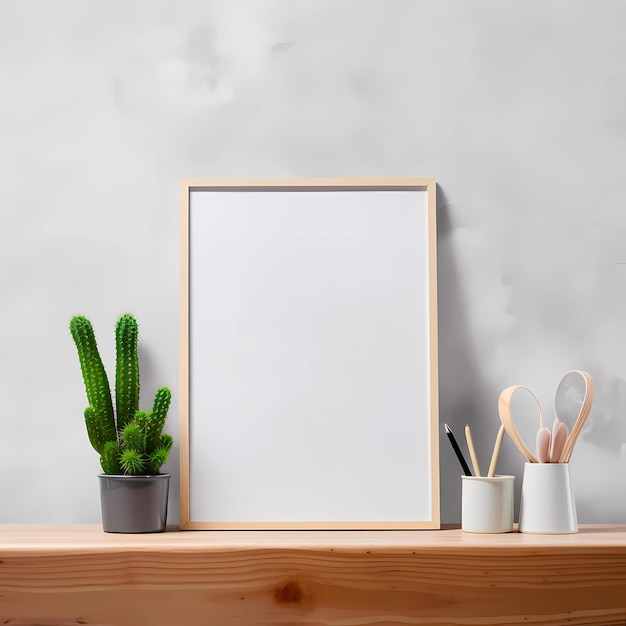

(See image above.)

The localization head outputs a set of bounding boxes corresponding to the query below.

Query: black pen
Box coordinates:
[444,423,473,476]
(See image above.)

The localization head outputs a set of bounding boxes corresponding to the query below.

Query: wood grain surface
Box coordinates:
[1,525,625,626]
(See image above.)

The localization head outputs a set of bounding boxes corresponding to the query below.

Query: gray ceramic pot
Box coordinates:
[99,473,170,533]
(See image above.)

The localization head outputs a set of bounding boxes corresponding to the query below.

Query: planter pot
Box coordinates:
[98,473,170,533]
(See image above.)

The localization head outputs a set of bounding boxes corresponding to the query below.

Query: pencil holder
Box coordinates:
[518,463,578,534]
[461,475,514,533]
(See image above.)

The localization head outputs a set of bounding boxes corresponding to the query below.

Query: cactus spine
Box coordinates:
[70,314,172,476]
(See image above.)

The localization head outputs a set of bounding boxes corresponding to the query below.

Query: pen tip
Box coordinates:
[444,423,451,433]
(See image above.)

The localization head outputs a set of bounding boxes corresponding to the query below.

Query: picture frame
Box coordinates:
[180,178,439,530]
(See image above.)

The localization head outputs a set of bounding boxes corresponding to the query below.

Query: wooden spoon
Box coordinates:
[557,370,594,463]
[498,385,544,464]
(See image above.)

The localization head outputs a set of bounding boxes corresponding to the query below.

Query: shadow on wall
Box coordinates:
[436,183,626,523]
[436,184,489,523]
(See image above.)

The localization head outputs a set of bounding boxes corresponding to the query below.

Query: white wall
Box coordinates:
[1,0,625,524]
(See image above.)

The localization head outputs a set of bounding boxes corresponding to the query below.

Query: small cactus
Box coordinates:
[115,314,140,432]
[70,314,172,475]
[70,317,116,454]
[101,441,122,474]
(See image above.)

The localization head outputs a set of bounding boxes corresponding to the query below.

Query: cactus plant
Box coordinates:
[70,314,172,475]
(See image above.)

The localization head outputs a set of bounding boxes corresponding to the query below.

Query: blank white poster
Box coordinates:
[186,184,437,528]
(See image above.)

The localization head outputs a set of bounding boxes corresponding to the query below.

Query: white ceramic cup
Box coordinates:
[461,475,514,533]
[518,463,578,534]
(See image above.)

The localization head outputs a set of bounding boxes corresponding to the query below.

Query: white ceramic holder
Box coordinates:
[461,475,514,533]
[518,462,578,534]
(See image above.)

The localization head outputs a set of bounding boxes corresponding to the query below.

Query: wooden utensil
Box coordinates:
[498,370,594,464]
[555,370,594,463]
[498,386,544,464]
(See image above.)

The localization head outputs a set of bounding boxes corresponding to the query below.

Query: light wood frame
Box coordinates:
[180,178,439,530]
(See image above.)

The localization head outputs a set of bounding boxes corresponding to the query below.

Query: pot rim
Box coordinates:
[98,473,171,480]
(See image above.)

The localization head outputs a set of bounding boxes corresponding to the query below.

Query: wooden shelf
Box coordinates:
[1,524,626,626]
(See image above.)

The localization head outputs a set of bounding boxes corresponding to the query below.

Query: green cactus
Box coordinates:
[115,314,140,432]
[70,317,116,454]
[101,441,122,474]
[122,422,144,453]
[120,448,146,475]
[146,387,172,449]
[70,314,172,476]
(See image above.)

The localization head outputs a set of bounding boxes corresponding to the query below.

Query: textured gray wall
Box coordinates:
[1,0,625,524]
